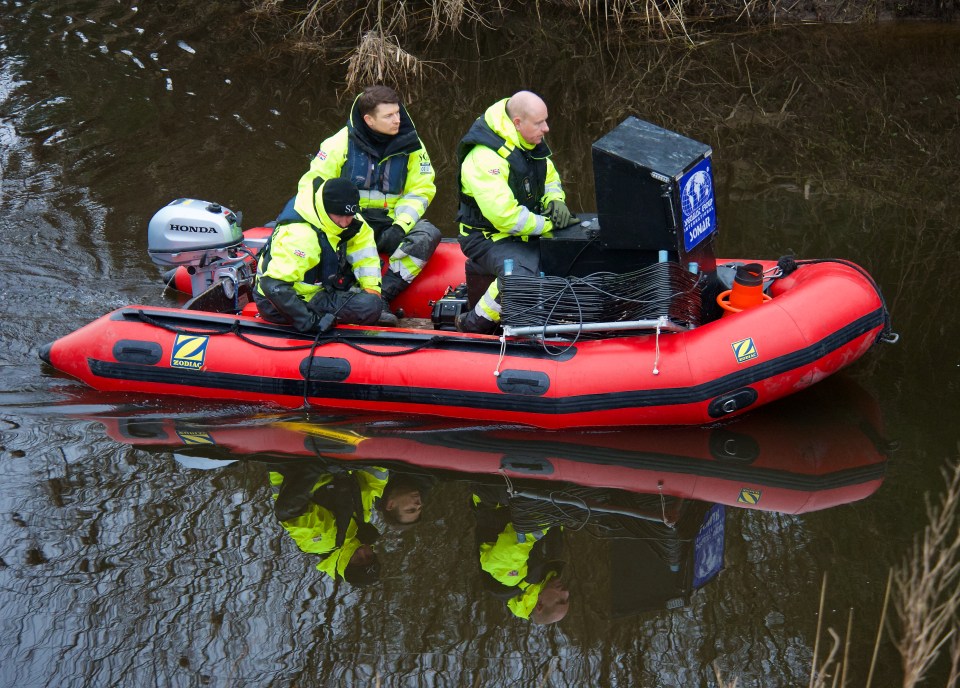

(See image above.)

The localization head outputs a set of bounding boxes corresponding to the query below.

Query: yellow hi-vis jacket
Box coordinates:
[299,95,435,234]
[458,98,565,241]
[479,522,558,619]
[270,467,388,580]
[255,180,382,302]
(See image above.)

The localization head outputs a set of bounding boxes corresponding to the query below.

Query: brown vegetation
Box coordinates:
[716,459,960,687]
[891,458,960,687]
[245,0,955,91]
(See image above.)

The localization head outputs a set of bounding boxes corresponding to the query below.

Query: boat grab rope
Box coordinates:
[133,308,450,355]
[296,331,449,408]
[771,256,899,344]
[127,309,459,411]
[652,320,662,376]
[493,334,508,377]
[134,309,321,351]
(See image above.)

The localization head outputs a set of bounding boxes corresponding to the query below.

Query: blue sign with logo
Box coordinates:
[693,503,725,589]
[679,156,717,252]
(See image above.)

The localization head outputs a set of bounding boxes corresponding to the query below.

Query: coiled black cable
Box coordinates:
[500,262,703,336]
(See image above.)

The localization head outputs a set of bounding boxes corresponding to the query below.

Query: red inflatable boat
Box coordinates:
[40,116,898,428]
[40,233,893,429]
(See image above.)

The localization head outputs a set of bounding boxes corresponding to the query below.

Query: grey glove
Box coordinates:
[376,224,406,255]
[546,200,578,228]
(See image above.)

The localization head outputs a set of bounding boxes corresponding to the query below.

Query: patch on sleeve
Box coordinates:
[315,149,327,160]
[293,249,306,258]
[488,168,501,176]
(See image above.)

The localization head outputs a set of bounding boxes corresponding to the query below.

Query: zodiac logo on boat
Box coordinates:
[731,337,759,364]
[176,431,216,445]
[171,334,209,370]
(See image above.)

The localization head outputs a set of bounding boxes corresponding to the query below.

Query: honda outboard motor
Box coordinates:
[147,198,251,299]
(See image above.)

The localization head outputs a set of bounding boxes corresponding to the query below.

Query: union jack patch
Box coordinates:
[488,168,501,176]
[316,150,327,160]
[294,249,306,258]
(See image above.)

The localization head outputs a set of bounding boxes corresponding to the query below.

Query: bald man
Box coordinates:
[454,91,577,334]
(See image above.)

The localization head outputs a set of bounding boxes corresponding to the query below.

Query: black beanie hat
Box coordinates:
[322,178,360,216]
[343,556,382,587]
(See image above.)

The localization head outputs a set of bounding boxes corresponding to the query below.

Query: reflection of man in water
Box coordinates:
[269,463,389,586]
[377,473,426,527]
[472,485,570,624]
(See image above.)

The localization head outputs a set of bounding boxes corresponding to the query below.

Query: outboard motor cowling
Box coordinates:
[147,198,252,302]
[147,198,243,267]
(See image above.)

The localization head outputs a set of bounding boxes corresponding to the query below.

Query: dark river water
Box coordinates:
[2,2,959,686]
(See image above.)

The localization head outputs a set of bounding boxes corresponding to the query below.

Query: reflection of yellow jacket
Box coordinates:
[300,95,435,233]
[478,523,557,619]
[269,467,388,579]
[458,98,565,241]
[255,181,382,301]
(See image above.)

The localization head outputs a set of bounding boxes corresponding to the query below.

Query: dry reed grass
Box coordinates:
[714,459,960,687]
[811,459,960,687]
[285,0,459,91]
[539,0,693,40]
[250,0,712,90]
[891,458,960,687]
[344,30,439,93]
[249,0,901,90]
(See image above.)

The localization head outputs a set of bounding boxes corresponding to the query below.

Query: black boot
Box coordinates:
[377,297,399,327]
[456,310,499,334]
[381,270,408,303]
[378,271,408,326]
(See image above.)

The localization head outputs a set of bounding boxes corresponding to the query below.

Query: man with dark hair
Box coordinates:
[297,84,441,326]
[254,177,383,332]
[455,90,578,334]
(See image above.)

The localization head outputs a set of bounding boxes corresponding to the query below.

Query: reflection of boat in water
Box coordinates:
[88,379,891,616]
[93,379,890,516]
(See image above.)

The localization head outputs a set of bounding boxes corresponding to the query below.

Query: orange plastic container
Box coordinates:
[717,263,771,316]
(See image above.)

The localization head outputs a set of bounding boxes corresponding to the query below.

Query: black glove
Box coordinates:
[376,224,406,255]
[305,299,337,332]
[355,521,381,545]
[361,208,393,232]
[314,312,336,333]
[546,200,578,228]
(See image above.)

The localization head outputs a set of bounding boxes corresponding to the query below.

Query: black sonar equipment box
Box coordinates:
[591,117,718,270]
